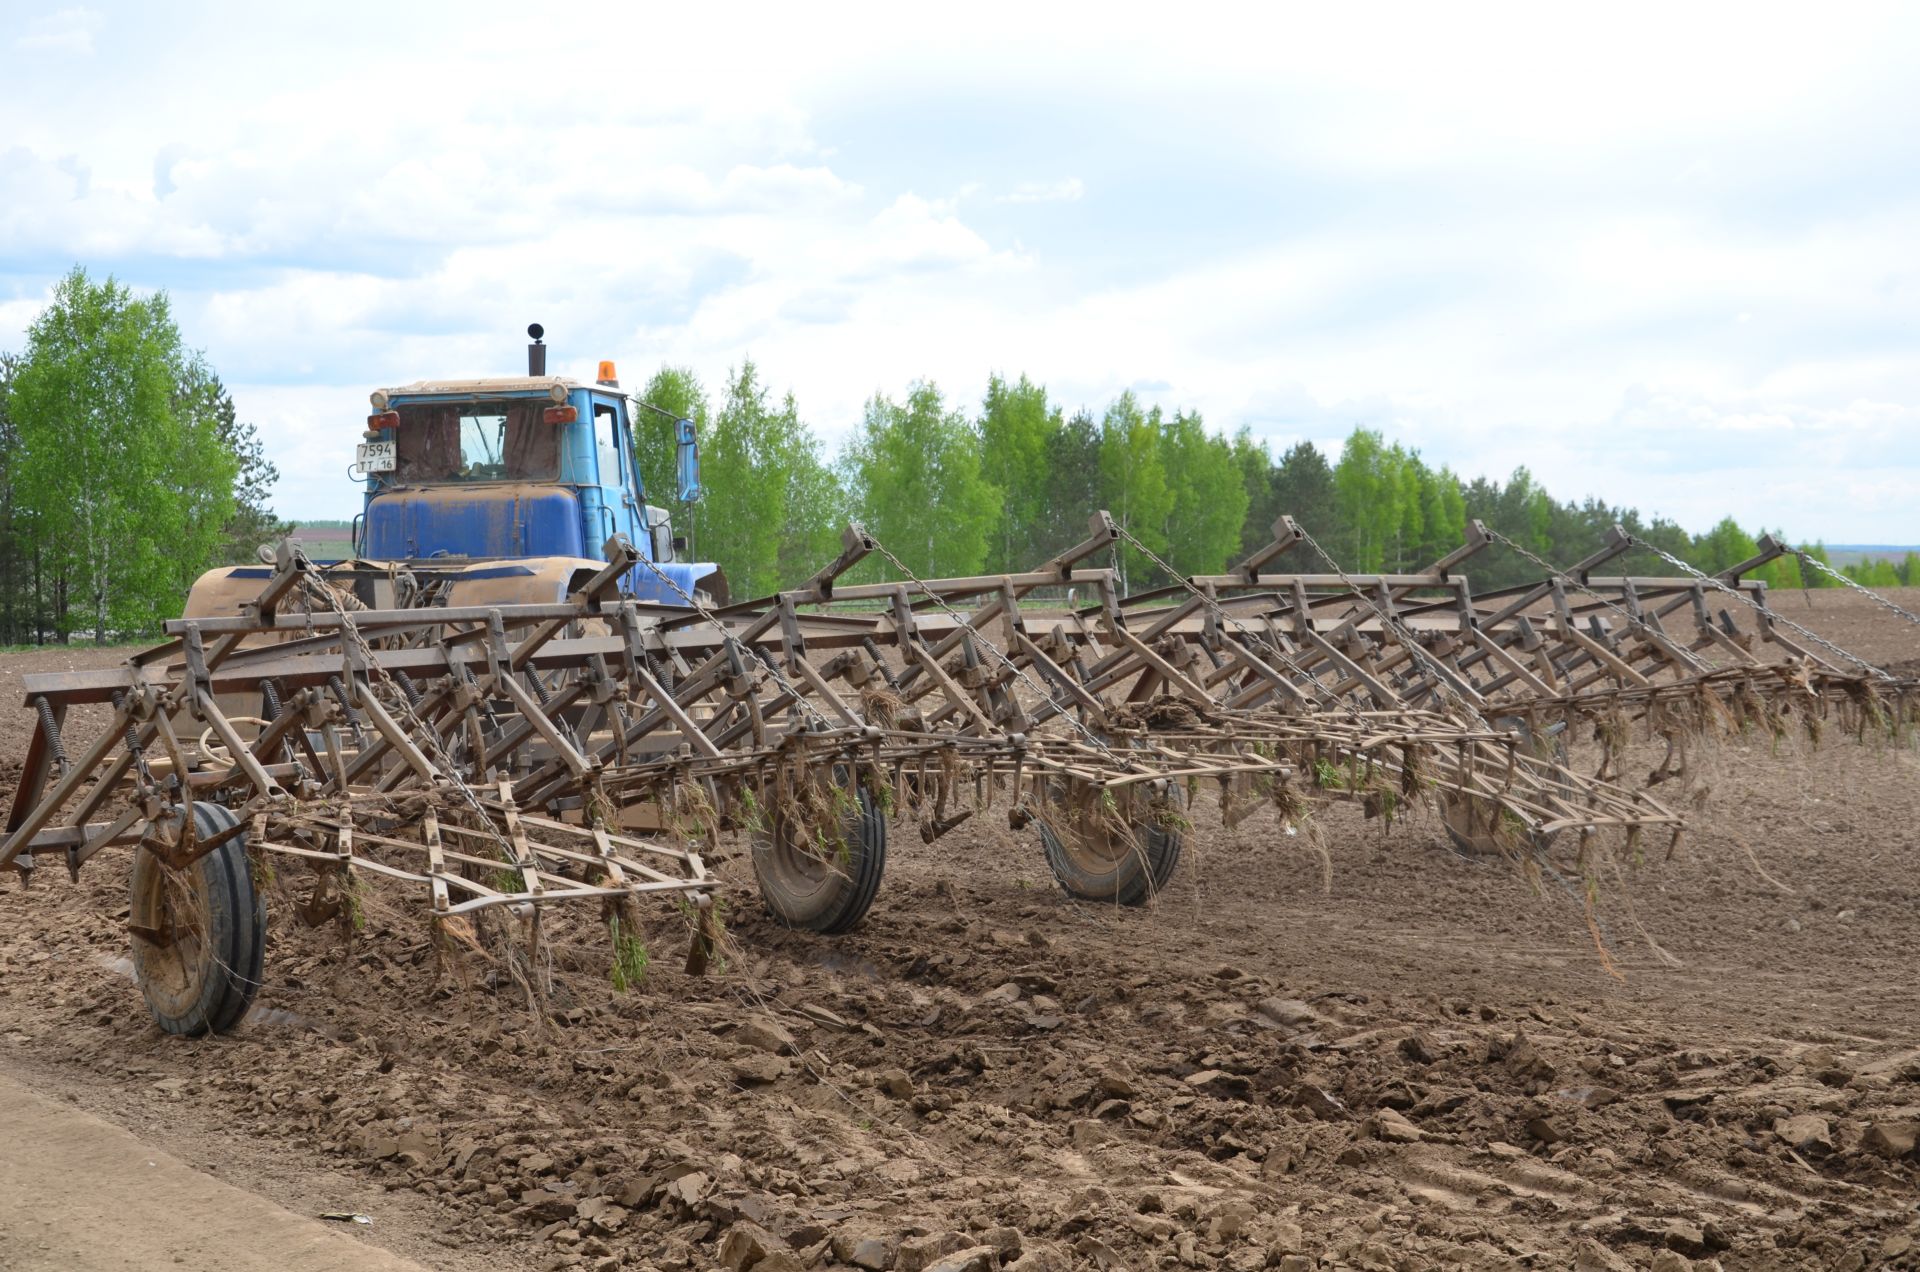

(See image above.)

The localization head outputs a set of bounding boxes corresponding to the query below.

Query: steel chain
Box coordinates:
[1791,549,1920,629]
[1287,525,1497,731]
[628,554,837,733]
[299,556,530,866]
[1111,525,1353,716]
[859,533,1134,769]
[1622,536,1892,680]
[1484,529,1713,674]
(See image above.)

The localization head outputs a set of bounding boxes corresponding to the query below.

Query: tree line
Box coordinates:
[0,268,286,644]
[1,266,1894,646]
[632,360,1869,601]
[1833,552,1920,590]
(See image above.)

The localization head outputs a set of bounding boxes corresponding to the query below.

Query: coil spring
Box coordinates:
[34,696,68,777]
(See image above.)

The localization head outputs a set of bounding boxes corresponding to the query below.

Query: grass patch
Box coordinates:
[608,916,650,992]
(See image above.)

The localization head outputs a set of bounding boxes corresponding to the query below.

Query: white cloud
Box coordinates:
[0,1,1915,545]
[14,7,102,54]
[998,178,1083,204]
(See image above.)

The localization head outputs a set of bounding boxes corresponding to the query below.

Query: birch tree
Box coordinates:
[8,269,238,641]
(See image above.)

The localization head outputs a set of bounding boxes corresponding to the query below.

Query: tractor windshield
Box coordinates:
[391,398,558,484]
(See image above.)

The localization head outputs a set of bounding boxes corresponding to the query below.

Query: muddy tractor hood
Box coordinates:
[364,484,584,561]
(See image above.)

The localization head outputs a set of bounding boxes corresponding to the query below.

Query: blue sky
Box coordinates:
[2,2,1917,542]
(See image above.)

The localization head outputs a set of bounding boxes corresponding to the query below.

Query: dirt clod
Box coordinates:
[830,1228,896,1270]
[1864,1122,1918,1158]
[924,1245,997,1272]
[896,1231,975,1272]
[1370,1107,1422,1143]
[731,1015,798,1055]
[1773,1113,1833,1152]
[729,1054,791,1085]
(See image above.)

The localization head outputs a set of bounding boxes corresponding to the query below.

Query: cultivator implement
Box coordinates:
[1121,517,1911,783]
[1098,514,1914,847]
[5,507,1910,1035]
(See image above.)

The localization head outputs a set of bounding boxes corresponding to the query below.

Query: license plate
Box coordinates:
[357,441,396,473]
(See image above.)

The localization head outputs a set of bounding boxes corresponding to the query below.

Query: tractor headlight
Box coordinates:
[549,384,568,403]
[370,390,390,410]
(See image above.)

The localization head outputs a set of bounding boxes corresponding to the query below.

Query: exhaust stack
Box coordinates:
[527,323,546,376]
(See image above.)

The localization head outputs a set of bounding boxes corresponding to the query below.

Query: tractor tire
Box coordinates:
[129,803,266,1036]
[1439,720,1570,858]
[1037,782,1185,905]
[751,785,886,934]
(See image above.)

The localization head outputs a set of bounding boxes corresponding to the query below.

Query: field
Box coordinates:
[289,523,357,561]
[0,590,1916,1271]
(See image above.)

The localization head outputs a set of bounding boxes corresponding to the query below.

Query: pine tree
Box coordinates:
[190,373,291,562]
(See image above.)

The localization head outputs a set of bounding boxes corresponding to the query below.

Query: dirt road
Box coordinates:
[0,587,1915,1271]
[0,1071,429,1271]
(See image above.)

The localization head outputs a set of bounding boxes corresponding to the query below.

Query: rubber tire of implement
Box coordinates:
[1039,815,1184,906]
[129,803,266,1036]
[1439,720,1569,858]
[751,786,886,935]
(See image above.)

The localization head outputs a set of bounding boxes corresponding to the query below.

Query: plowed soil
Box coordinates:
[2,589,1917,1272]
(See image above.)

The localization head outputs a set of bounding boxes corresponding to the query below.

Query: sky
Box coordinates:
[2,2,1917,543]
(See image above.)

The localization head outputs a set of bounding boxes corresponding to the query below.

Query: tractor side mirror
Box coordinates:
[675,418,702,504]
[646,506,675,563]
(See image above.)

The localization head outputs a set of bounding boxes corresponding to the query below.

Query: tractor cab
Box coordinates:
[351,332,722,607]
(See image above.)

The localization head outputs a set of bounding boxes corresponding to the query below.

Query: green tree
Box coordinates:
[845,382,999,578]
[1332,428,1402,571]
[1387,443,1425,570]
[1229,430,1274,560]
[690,360,843,598]
[1156,409,1247,577]
[776,406,848,590]
[1689,517,1761,577]
[1770,543,1806,590]
[633,366,708,519]
[978,374,1058,573]
[8,268,239,640]
[1791,542,1837,588]
[1847,558,1902,588]
[0,352,31,643]
[1096,392,1173,590]
[188,373,291,563]
[1418,465,1467,565]
[1493,467,1554,557]
[1268,440,1338,556]
[1613,514,1694,588]
[1036,409,1104,566]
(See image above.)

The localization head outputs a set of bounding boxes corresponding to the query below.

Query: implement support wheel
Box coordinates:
[129,803,266,1035]
[751,784,886,934]
[1037,782,1184,905]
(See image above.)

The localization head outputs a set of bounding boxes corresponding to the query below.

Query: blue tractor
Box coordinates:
[345,324,723,608]
[189,325,721,619]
